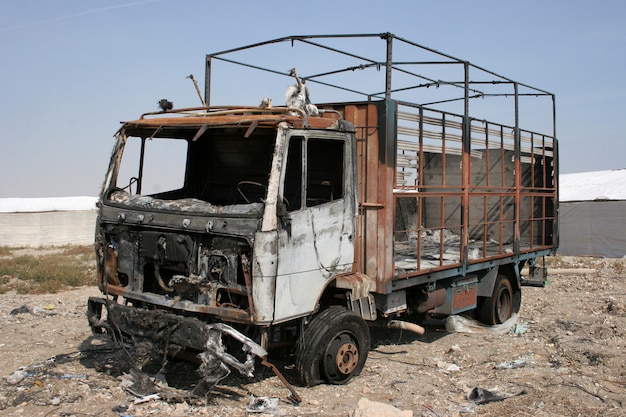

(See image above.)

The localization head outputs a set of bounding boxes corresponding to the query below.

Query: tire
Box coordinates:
[295,307,370,387]
[477,274,516,325]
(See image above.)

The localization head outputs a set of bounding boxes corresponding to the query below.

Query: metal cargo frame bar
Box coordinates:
[203,33,559,282]
[204,33,556,137]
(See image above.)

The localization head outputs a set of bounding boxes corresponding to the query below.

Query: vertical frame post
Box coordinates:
[384,34,393,100]
[513,82,521,254]
[204,55,212,107]
[461,61,471,268]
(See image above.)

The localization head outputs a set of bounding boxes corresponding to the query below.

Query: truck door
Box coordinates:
[273,133,356,322]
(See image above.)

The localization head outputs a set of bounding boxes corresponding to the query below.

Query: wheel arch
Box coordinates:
[315,272,377,320]
[476,262,523,297]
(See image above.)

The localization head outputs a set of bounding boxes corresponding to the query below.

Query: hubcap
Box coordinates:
[335,342,359,375]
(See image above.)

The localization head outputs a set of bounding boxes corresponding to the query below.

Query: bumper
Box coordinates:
[87,297,266,376]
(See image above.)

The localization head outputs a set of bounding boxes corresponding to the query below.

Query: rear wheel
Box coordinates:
[295,307,370,387]
[477,274,518,325]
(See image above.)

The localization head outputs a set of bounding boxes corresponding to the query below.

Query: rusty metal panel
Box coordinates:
[321,102,386,291]
[336,104,368,275]
[362,104,383,282]
[452,279,478,311]
[379,101,397,289]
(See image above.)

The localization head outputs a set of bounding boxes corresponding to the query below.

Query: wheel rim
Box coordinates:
[335,342,359,375]
[495,284,512,323]
[323,333,359,382]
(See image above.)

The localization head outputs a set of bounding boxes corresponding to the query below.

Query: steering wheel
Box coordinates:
[236,181,290,207]
[237,181,266,203]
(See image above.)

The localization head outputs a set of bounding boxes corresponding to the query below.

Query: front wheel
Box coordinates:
[295,307,370,387]
[477,274,519,325]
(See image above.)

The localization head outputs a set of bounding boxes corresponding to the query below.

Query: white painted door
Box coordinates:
[273,133,356,322]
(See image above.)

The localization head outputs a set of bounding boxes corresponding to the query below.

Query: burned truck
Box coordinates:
[88,34,558,390]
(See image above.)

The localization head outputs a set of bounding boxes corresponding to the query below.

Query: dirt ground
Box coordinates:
[0,256,624,417]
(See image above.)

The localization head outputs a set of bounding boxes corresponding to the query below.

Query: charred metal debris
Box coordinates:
[88,298,301,403]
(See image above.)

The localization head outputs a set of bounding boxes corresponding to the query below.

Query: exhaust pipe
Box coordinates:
[386,320,425,335]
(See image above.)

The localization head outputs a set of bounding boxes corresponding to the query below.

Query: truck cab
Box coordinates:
[95,107,358,325]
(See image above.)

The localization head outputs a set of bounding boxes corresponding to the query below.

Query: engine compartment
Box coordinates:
[98,225,255,315]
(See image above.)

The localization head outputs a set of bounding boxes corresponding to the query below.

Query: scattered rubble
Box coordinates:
[0,256,625,416]
[352,397,412,417]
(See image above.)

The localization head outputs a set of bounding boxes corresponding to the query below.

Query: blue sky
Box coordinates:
[1,0,625,197]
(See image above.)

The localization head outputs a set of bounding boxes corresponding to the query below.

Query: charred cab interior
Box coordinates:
[114,124,276,206]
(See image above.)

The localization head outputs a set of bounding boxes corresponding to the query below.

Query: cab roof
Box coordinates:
[119,106,342,139]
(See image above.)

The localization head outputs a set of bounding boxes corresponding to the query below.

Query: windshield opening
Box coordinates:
[108,126,277,209]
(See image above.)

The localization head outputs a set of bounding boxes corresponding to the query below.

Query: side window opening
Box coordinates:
[284,137,303,211]
[306,139,344,206]
[284,136,345,212]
